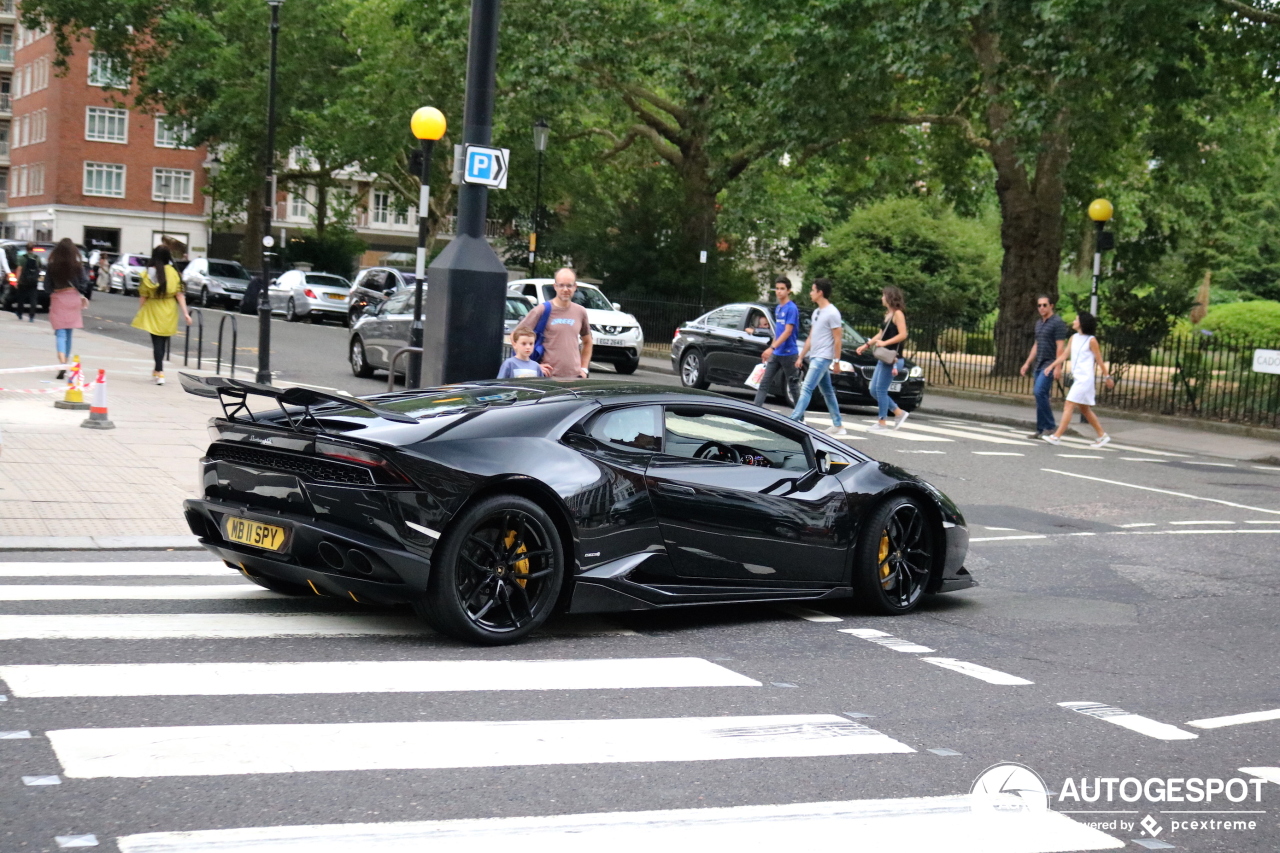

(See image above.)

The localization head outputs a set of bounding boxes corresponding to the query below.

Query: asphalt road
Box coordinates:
[4,291,1280,852]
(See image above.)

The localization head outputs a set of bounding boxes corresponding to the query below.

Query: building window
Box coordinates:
[289,189,310,219]
[154,115,195,149]
[394,206,409,226]
[27,162,43,196]
[372,190,391,225]
[13,164,25,198]
[88,53,129,89]
[33,109,46,143]
[152,168,193,203]
[86,107,128,143]
[36,57,48,91]
[84,161,126,198]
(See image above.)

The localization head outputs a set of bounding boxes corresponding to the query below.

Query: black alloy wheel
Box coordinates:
[680,350,710,390]
[416,494,565,645]
[854,495,934,615]
[350,337,374,378]
[285,298,299,322]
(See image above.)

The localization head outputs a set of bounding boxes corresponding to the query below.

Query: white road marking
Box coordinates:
[49,714,916,778]
[1119,523,1157,528]
[972,452,1024,456]
[1254,466,1280,473]
[834,421,950,442]
[1059,702,1198,740]
[0,613,432,640]
[971,529,1280,544]
[1057,454,1103,459]
[1168,520,1234,526]
[0,562,231,578]
[1120,458,1166,463]
[0,585,275,601]
[920,658,1033,685]
[982,526,1018,531]
[968,535,1048,542]
[0,658,761,698]
[1183,461,1235,467]
[113,795,1126,853]
[1241,767,1280,785]
[1041,469,1280,516]
[896,423,1033,446]
[840,628,934,653]
[775,604,843,623]
[895,450,947,454]
[1244,520,1280,524]
[1186,708,1280,730]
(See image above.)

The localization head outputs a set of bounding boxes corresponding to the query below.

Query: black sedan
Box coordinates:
[180,375,974,645]
[671,302,926,411]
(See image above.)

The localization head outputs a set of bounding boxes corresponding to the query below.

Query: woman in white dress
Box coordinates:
[1040,311,1114,449]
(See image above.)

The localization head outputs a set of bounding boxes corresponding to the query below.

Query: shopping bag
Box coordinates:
[745,362,767,390]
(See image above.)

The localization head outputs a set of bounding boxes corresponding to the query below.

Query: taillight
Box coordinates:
[314,438,412,485]
[304,289,317,298]
[6,273,14,286]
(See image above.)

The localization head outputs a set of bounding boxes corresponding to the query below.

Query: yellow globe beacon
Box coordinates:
[411,107,447,141]
[1088,198,1113,222]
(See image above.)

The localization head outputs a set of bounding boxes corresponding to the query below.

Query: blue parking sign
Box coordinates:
[462,145,509,189]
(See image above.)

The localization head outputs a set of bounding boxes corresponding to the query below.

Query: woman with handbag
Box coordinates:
[856,286,911,431]
[45,239,90,380]
[1040,311,1114,448]
[130,245,192,385]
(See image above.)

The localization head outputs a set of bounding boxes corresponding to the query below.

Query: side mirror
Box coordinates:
[751,327,771,337]
[362,304,378,317]
[612,302,621,311]
[815,450,850,475]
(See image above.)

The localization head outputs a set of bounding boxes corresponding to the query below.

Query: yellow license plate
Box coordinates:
[325,293,345,300]
[224,517,287,551]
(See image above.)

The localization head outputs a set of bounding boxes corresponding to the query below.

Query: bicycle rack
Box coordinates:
[388,346,423,392]
[216,314,238,377]
[184,309,205,369]
[184,308,238,376]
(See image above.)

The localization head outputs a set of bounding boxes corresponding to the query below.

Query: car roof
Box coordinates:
[508,279,605,291]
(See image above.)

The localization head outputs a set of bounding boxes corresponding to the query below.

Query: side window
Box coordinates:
[383,291,414,314]
[588,406,662,452]
[706,306,747,329]
[663,408,811,472]
[745,308,770,332]
[362,271,385,293]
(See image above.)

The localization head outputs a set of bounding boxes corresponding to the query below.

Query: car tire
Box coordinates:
[350,337,375,378]
[285,298,299,322]
[853,494,934,616]
[242,571,313,596]
[199,286,210,308]
[900,399,919,412]
[615,355,640,375]
[679,350,710,390]
[414,493,565,646]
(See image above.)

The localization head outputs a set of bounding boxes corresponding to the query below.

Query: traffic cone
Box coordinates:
[54,355,90,410]
[80,369,116,430]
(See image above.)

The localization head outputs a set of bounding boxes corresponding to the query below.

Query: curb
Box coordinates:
[0,535,204,551]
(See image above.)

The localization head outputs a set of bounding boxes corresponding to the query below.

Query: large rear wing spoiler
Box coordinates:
[179,373,419,430]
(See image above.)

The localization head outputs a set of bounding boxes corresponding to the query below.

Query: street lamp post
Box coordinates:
[159,176,172,239]
[257,0,284,385]
[408,106,447,389]
[1087,197,1113,317]
[529,118,548,276]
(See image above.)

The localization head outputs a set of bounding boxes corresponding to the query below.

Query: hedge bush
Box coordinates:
[1198,300,1280,344]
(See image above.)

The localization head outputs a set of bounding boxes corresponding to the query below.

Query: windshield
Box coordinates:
[305,273,351,289]
[209,262,250,280]
[571,287,615,312]
[370,386,546,419]
[794,313,868,347]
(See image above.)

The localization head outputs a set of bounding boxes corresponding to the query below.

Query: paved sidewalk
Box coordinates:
[0,315,236,549]
[637,354,1280,462]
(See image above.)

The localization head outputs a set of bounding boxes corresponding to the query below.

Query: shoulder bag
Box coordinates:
[872,317,898,365]
[530,301,553,363]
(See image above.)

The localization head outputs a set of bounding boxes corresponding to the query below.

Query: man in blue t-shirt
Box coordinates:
[752,277,802,406]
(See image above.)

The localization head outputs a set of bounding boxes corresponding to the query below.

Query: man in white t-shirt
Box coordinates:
[788,277,845,435]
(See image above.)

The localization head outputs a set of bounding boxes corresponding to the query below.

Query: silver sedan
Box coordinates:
[267,270,352,324]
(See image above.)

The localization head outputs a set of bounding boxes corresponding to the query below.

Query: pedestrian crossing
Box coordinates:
[1,560,1125,852]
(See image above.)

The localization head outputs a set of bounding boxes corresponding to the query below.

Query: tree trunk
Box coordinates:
[314,182,329,237]
[680,145,718,308]
[243,182,264,271]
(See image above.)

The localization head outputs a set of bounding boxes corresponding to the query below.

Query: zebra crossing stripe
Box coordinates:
[0,563,231,577]
[1059,702,1198,740]
[48,714,916,778]
[0,585,276,601]
[114,795,1125,853]
[921,658,1033,686]
[0,613,431,640]
[0,658,762,697]
[840,628,934,653]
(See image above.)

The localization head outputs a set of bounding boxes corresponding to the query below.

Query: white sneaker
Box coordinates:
[824,425,848,437]
[1041,434,1061,445]
[1090,434,1111,449]
[867,423,890,432]
[893,411,910,430]
[155,374,165,385]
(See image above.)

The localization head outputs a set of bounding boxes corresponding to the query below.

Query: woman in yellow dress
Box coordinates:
[130,245,192,385]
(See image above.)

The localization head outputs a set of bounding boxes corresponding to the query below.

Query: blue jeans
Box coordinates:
[1033,368,1056,433]
[870,360,902,421]
[55,328,72,357]
[789,357,842,427]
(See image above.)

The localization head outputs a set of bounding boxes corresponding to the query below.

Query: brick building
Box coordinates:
[1,22,208,258]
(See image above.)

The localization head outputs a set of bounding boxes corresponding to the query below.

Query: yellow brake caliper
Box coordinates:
[878,532,893,589]
[504,531,530,588]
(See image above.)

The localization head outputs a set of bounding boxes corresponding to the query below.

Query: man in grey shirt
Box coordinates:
[788,277,846,435]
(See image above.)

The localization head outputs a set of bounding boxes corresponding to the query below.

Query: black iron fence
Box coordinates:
[627,299,1280,428]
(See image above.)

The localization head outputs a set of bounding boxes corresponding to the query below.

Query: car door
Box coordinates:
[729,307,773,380]
[700,305,749,383]
[645,404,851,584]
[365,290,414,368]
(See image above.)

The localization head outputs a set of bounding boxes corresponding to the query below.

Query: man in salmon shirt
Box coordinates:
[512,267,593,378]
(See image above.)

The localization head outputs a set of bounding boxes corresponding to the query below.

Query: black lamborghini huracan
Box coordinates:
[180,375,975,645]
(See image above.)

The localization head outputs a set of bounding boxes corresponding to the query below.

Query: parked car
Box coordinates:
[671,302,927,411]
[0,241,56,312]
[349,292,532,378]
[507,278,644,374]
[267,270,352,324]
[183,258,253,308]
[180,374,974,645]
[107,253,152,295]
[347,267,420,325]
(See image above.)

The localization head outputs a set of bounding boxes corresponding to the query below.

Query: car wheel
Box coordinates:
[854,495,934,615]
[285,298,299,322]
[615,355,640,375]
[242,571,313,596]
[414,494,565,646]
[199,286,210,308]
[680,350,710,390]
[900,399,919,413]
[350,337,375,378]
